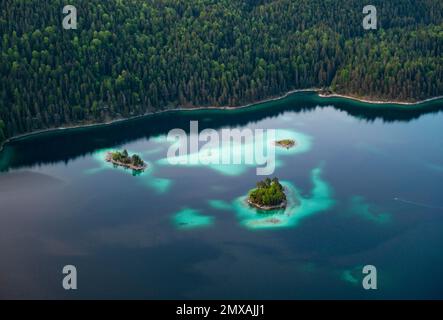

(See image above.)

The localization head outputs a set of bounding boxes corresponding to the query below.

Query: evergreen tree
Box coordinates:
[0,0,442,142]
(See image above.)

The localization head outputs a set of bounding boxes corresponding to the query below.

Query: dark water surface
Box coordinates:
[0,92,442,299]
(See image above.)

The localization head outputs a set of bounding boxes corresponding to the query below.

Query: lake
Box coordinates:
[0,91,442,299]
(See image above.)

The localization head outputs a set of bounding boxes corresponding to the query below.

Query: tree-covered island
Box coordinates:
[248,177,287,211]
[106,149,147,171]
[275,139,296,149]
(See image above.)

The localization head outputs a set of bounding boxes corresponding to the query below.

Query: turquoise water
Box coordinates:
[0,92,442,299]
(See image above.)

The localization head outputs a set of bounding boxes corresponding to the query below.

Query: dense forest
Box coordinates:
[1,0,442,144]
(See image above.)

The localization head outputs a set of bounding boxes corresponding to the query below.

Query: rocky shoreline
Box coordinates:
[247,198,287,211]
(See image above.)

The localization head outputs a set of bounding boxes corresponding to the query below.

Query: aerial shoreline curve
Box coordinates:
[1,89,443,153]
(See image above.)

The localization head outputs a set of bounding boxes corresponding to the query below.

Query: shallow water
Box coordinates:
[0,92,442,299]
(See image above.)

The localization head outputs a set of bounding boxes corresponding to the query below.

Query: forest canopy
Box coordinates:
[1,0,442,144]
[248,177,287,208]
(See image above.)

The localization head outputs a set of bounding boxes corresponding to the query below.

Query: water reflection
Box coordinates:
[1,92,442,172]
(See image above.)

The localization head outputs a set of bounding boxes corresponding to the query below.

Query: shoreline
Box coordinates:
[1,89,443,153]
[247,198,287,211]
[318,93,443,106]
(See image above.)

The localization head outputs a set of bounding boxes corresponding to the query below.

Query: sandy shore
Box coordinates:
[1,89,442,153]
[318,93,443,106]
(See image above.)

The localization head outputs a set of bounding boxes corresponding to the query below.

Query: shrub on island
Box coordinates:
[106,149,146,171]
[275,139,296,149]
[248,177,287,210]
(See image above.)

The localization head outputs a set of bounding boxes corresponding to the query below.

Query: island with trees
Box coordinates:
[275,139,296,149]
[248,177,287,211]
[106,149,147,171]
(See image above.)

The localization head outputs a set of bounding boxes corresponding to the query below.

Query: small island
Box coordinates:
[106,149,147,171]
[247,177,287,211]
[275,139,296,149]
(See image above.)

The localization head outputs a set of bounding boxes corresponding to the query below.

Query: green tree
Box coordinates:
[0,0,442,142]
